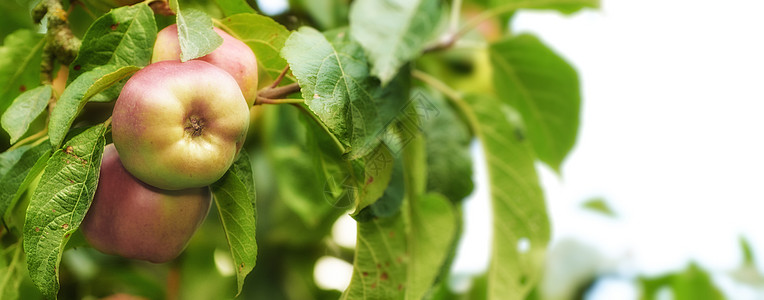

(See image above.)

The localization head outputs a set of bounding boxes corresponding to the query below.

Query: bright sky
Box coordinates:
[257,0,764,297]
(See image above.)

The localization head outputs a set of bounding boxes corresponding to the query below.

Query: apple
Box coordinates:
[81,144,211,263]
[112,60,249,190]
[152,24,259,106]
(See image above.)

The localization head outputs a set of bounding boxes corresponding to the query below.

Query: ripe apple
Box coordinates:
[112,60,249,190]
[81,144,211,263]
[152,24,259,106]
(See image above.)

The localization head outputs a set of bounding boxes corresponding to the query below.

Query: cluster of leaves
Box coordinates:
[0,0,596,299]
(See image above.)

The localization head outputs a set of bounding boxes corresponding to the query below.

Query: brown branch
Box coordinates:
[33,0,81,84]
[255,97,304,105]
[257,83,301,100]
[270,66,290,88]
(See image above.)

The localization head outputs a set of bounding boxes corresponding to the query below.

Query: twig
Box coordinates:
[270,66,290,88]
[425,0,586,53]
[7,129,49,151]
[258,83,301,100]
[33,0,81,83]
[256,97,304,105]
[411,69,479,133]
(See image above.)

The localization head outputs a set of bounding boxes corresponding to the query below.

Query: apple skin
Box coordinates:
[81,144,212,263]
[112,60,249,190]
[152,24,259,106]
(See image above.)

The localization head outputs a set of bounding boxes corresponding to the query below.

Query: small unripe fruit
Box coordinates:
[81,144,211,263]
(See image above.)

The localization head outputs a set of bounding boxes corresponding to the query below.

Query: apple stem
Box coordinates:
[257,83,301,103]
[270,65,291,89]
[256,98,304,105]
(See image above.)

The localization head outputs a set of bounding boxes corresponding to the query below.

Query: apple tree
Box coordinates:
[0,0,596,299]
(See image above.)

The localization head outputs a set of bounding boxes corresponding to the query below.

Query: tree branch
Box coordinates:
[257,83,301,100]
[33,0,81,84]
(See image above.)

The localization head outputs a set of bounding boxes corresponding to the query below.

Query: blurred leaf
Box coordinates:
[464,93,548,299]
[0,30,44,114]
[265,105,338,226]
[69,3,156,81]
[419,88,474,202]
[0,145,30,177]
[294,0,348,29]
[349,0,442,84]
[483,0,598,15]
[210,151,257,297]
[741,236,755,265]
[171,0,224,62]
[490,34,580,171]
[214,0,256,16]
[2,86,52,144]
[640,263,725,300]
[178,245,234,300]
[48,66,139,148]
[581,197,616,217]
[23,123,107,299]
[0,242,24,300]
[0,1,35,42]
[405,194,456,299]
[0,142,52,222]
[342,193,455,299]
[219,13,291,82]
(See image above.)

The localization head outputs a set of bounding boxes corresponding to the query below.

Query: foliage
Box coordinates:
[0,0,595,299]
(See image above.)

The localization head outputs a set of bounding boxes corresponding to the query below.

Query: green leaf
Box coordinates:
[464,93,549,300]
[265,105,339,226]
[0,30,44,113]
[282,28,410,158]
[0,141,52,222]
[214,0,256,16]
[219,13,291,81]
[294,0,348,29]
[0,243,24,300]
[490,34,580,171]
[2,86,51,144]
[23,123,108,299]
[282,27,371,156]
[351,147,394,215]
[210,151,257,297]
[69,3,156,81]
[419,88,474,202]
[640,263,725,300]
[0,145,30,177]
[171,0,223,62]
[48,65,139,148]
[405,194,456,299]
[349,0,442,84]
[341,194,455,299]
[581,197,616,217]
[353,154,405,221]
[741,236,756,266]
[486,0,598,14]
